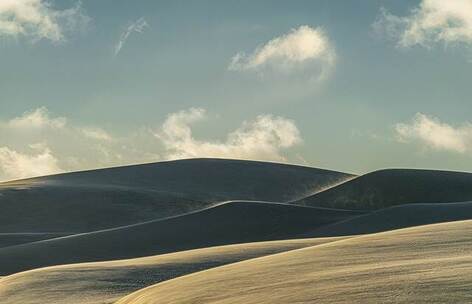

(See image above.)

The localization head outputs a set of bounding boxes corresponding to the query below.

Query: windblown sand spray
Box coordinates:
[293,175,358,203]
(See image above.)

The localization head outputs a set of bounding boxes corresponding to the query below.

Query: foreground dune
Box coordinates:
[0,201,360,275]
[305,201,472,237]
[297,168,472,210]
[0,158,352,233]
[0,238,346,304]
[116,220,472,304]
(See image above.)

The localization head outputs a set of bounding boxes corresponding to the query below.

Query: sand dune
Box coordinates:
[0,237,346,304]
[0,201,361,275]
[305,201,472,237]
[296,168,472,210]
[0,158,351,233]
[0,233,70,249]
[4,160,472,303]
[116,220,472,304]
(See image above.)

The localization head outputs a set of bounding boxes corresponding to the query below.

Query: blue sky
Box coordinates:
[1,0,472,180]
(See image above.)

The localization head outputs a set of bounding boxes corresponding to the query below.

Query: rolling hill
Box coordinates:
[0,201,361,275]
[4,160,472,304]
[0,237,347,304]
[116,220,472,304]
[296,168,472,210]
[0,158,352,233]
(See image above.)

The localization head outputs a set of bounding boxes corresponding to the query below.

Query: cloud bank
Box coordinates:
[374,0,472,48]
[0,107,115,181]
[0,0,89,43]
[0,143,62,181]
[114,17,148,56]
[229,25,335,80]
[0,107,303,181]
[395,113,472,153]
[156,108,302,162]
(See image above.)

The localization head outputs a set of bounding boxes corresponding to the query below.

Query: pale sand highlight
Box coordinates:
[116,220,472,304]
[0,237,346,304]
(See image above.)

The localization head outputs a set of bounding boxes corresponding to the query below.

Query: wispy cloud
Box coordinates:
[114,17,148,56]
[155,108,302,162]
[0,0,89,43]
[8,107,67,129]
[373,0,472,49]
[79,127,113,142]
[395,113,472,153]
[229,25,336,81]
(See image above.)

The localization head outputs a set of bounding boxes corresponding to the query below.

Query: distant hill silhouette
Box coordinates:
[303,201,472,237]
[296,169,472,210]
[0,158,352,233]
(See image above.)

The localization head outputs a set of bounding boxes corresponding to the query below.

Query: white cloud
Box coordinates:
[229,25,335,80]
[155,108,302,162]
[374,0,472,48]
[0,143,62,181]
[0,0,89,43]
[80,127,113,142]
[8,107,67,129]
[395,113,472,153]
[114,17,148,56]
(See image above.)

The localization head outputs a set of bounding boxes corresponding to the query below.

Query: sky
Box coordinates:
[1,0,472,181]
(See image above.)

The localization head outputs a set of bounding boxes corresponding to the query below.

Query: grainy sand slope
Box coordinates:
[116,220,472,304]
[0,238,346,304]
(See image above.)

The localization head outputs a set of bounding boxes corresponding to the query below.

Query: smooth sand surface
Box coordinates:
[0,201,361,275]
[116,220,472,304]
[297,168,472,210]
[0,237,346,304]
[0,233,71,248]
[0,158,352,232]
[304,201,472,237]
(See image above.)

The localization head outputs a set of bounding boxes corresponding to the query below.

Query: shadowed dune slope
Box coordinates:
[296,168,472,210]
[0,237,347,304]
[304,201,472,237]
[0,233,71,249]
[0,158,352,233]
[116,220,472,304]
[0,201,361,275]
